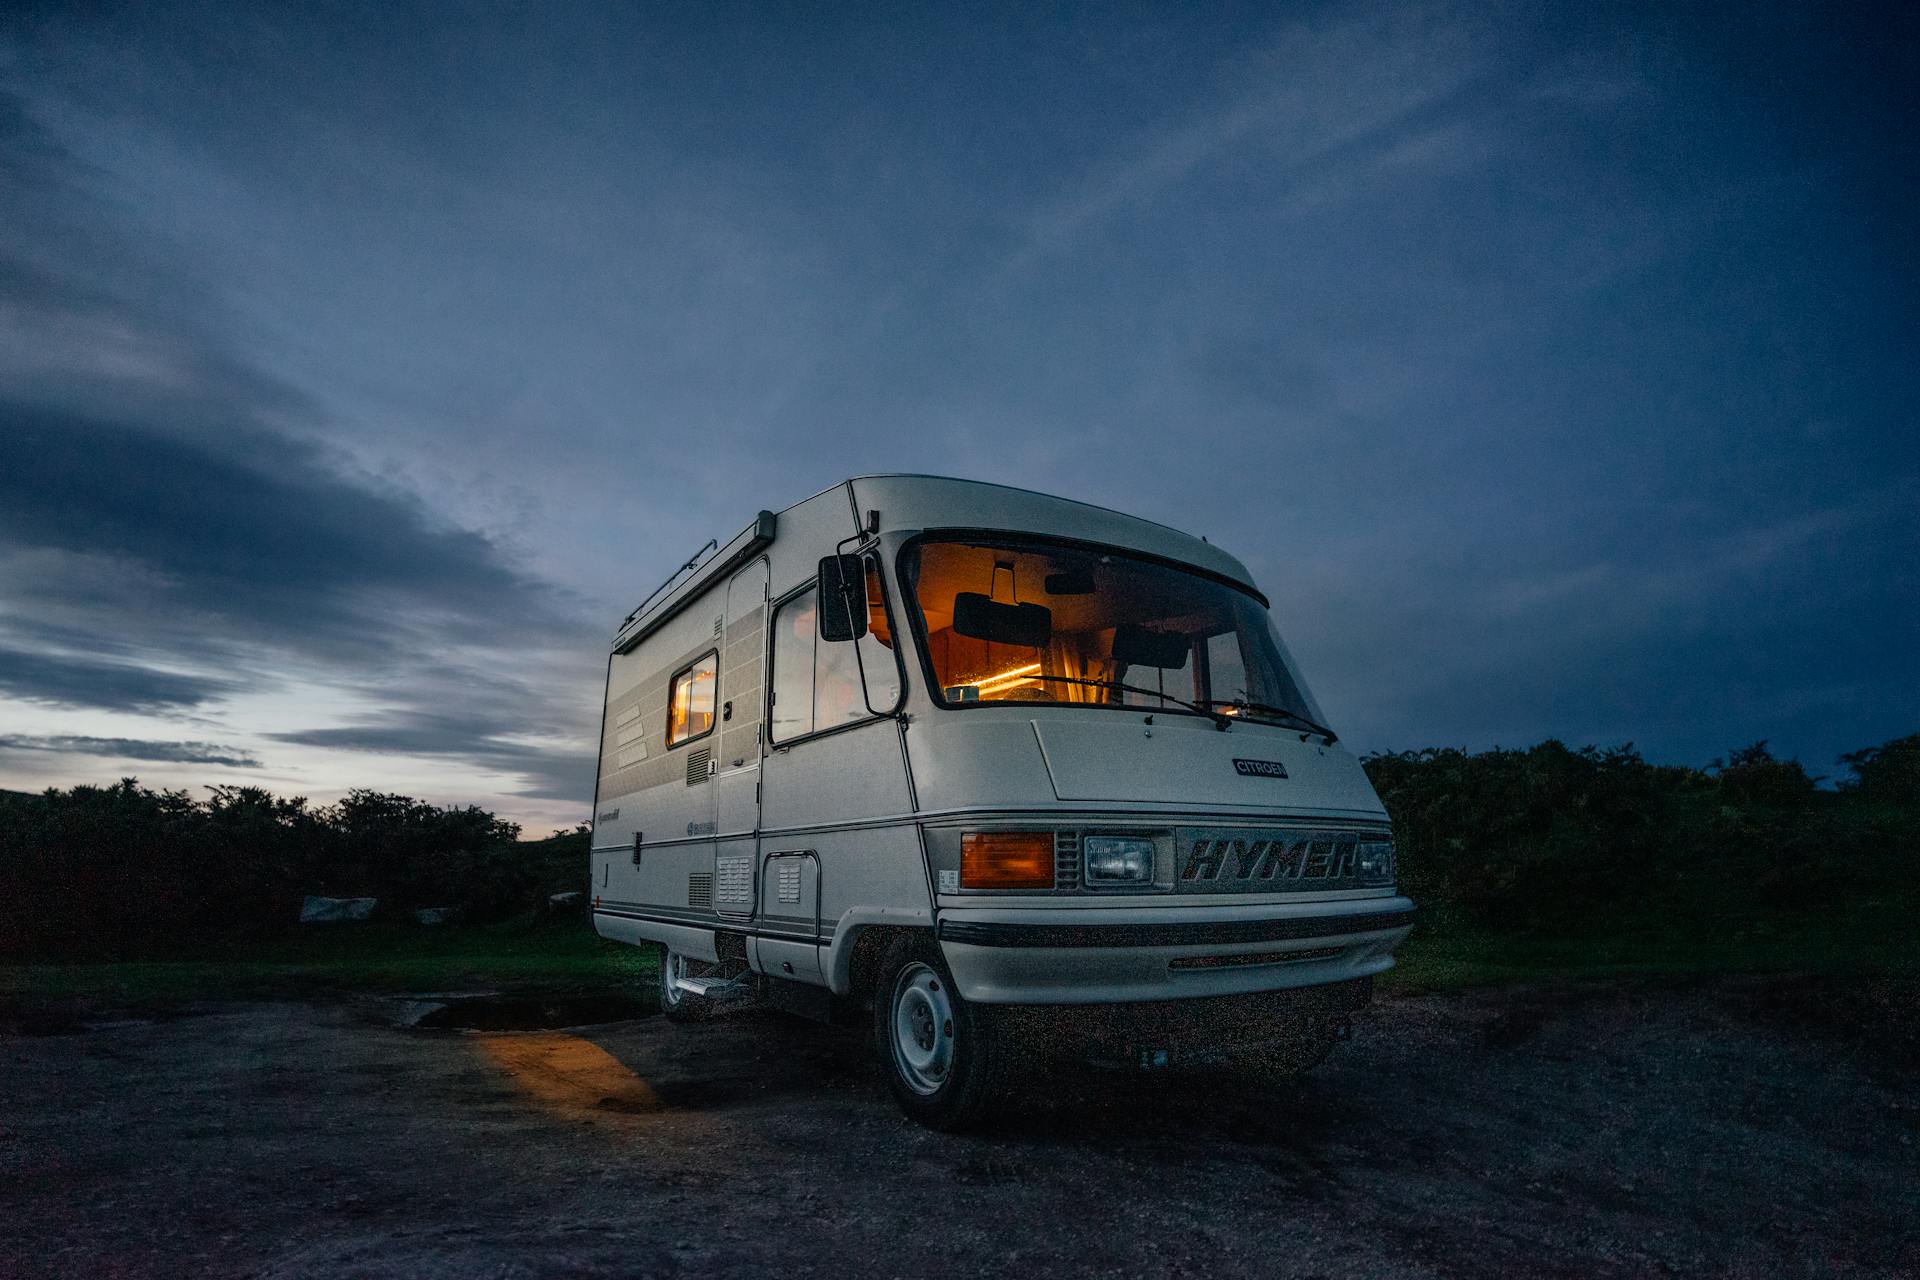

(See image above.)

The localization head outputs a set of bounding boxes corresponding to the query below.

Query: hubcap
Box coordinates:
[890,962,956,1096]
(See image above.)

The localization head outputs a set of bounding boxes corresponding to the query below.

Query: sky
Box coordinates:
[1,1,1914,831]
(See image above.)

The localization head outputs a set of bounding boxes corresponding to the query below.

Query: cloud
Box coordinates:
[0,645,237,712]
[269,709,595,804]
[0,402,579,663]
[1009,4,1487,268]
[0,734,261,768]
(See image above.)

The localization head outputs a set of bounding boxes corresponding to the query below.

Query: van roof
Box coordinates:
[843,474,1259,593]
[615,474,1261,650]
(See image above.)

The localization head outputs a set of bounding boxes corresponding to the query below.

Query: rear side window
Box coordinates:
[666,652,717,747]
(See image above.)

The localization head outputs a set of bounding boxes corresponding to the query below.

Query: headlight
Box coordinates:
[1084,835,1155,886]
[1356,840,1396,887]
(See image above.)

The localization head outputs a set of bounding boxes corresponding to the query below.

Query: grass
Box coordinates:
[1380,897,1917,992]
[5,902,1909,1007]
[0,919,658,1006]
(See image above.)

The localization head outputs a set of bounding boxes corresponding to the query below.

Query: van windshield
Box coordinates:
[898,537,1327,730]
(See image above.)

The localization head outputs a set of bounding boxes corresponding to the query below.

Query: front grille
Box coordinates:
[1174,828,1393,894]
[1053,830,1081,891]
[687,872,714,910]
[1168,947,1346,971]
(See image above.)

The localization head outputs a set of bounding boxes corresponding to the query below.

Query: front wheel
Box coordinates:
[872,933,1006,1130]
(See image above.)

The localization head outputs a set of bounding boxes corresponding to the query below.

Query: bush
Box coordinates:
[0,781,571,960]
[1838,734,1920,805]
[1364,733,1917,937]
[1708,741,1821,809]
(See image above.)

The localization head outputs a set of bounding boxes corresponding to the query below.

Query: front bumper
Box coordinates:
[936,896,1414,1004]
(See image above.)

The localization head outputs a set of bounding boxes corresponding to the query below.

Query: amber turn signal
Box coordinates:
[960,831,1054,889]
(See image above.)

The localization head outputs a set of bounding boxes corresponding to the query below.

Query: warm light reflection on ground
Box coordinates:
[472,1033,662,1116]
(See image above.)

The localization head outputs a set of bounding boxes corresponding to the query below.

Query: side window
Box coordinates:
[666,652,717,747]
[858,559,902,711]
[770,592,817,743]
[768,557,903,743]
[815,602,866,729]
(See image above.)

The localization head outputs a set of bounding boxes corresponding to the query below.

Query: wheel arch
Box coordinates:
[826,910,934,998]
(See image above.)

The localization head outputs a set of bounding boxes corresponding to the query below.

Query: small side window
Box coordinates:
[666,652,717,747]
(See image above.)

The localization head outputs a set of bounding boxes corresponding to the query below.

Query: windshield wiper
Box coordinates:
[1200,699,1338,743]
[1011,674,1234,729]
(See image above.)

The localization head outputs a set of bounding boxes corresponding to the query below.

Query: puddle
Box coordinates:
[407,992,654,1031]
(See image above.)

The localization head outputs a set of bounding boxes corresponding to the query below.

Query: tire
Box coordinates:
[658,947,713,1024]
[872,933,1006,1130]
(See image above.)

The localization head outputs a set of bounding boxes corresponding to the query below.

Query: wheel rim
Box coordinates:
[889,962,956,1096]
[661,951,689,1007]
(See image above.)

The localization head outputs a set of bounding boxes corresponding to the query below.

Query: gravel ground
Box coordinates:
[2,975,1915,1278]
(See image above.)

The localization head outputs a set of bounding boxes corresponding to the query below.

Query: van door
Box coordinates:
[759,562,913,971]
[712,558,770,921]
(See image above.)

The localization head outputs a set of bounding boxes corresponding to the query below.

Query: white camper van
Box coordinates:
[590,476,1412,1127]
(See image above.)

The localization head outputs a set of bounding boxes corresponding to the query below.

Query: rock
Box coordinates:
[413,907,454,926]
[548,891,583,907]
[298,895,378,924]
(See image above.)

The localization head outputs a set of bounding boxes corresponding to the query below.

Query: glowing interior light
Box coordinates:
[972,662,1043,693]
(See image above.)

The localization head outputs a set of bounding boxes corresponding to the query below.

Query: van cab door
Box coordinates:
[711,558,770,921]
[758,556,913,980]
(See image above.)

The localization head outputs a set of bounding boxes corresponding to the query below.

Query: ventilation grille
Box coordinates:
[687,872,714,910]
[1054,830,1081,891]
[776,860,802,904]
[685,747,711,787]
[715,855,752,907]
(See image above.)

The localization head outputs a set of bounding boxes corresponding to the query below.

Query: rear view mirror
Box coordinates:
[1044,569,1095,596]
[952,592,1052,648]
[1112,623,1187,668]
[817,554,868,642]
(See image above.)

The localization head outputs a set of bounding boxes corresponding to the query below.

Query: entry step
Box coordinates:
[674,972,754,1001]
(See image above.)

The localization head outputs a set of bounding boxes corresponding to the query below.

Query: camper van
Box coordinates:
[590,476,1412,1127]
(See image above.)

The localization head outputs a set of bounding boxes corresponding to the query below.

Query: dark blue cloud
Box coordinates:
[0,402,572,662]
[0,646,236,712]
[0,734,261,768]
[269,712,594,803]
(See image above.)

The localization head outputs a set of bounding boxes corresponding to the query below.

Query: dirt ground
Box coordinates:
[3,976,1916,1279]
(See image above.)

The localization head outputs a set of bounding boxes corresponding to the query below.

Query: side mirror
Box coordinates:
[817,554,868,642]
